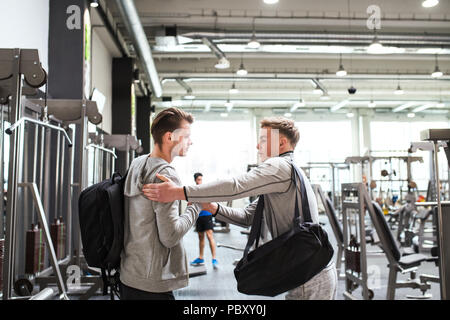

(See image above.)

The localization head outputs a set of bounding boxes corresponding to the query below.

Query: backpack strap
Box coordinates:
[100,267,108,295]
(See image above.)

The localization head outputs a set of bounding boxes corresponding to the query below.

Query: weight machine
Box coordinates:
[0,48,105,300]
[341,183,435,300]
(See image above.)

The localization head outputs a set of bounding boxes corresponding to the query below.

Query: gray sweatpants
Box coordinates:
[285,262,338,300]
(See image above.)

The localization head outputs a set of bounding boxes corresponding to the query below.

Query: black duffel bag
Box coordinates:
[234,162,334,297]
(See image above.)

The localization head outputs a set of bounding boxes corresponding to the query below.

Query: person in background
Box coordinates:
[190,173,218,269]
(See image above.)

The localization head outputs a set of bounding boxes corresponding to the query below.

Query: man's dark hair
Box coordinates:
[151,107,194,146]
[194,172,203,181]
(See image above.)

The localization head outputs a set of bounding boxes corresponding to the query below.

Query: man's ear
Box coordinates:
[163,131,172,144]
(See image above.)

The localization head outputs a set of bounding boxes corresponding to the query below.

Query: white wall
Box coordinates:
[91,29,112,134]
[0,0,49,72]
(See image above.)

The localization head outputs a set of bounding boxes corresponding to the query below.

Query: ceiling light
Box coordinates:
[368,35,384,54]
[336,54,347,76]
[437,101,445,108]
[346,112,354,118]
[336,65,347,77]
[236,62,248,76]
[407,112,416,118]
[431,65,443,78]
[368,100,376,108]
[225,99,234,112]
[90,0,99,8]
[320,93,331,100]
[184,94,195,100]
[394,84,404,95]
[263,0,279,4]
[214,57,230,69]
[313,86,322,94]
[220,113,228,118]
[229,83,239,94]
[422,0,439,8]
[284,112,292,117]
[247,34,261,49]
[184,89,195,99]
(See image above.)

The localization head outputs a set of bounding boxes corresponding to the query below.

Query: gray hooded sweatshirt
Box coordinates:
[120,155,201,293]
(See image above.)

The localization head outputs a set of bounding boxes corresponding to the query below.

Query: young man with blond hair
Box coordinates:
[142,116,338,300]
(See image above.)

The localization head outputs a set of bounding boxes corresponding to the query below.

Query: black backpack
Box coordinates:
[78,171,127,300]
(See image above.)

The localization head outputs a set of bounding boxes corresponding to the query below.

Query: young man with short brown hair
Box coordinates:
[119,107,202,300]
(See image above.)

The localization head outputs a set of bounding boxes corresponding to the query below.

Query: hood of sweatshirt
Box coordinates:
[123,154,171,197]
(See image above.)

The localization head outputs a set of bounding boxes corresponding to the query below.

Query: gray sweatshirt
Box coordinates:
[185,152,319,239]
[120,155,201,293]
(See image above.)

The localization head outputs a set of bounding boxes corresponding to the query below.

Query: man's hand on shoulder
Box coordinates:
[201,203,219,215]
[142,173,186,203]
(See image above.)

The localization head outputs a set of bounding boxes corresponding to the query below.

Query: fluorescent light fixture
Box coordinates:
[248,35,260,49]
[346,112,354,118]
[392,102,416,112]
[368,100,376,108]
[284,112,292,117]
[220,113,228,117]
[263,0,279,4]
[422,0,439,8]
[330,99,349,112]
[214,57,230,69]
[225,99,234,112]
[394,84,404,95]
[236,63,248,76]
[437,101,445,108]
[412,103,433,113]
[407,112,416,118]
[431,65,443,78]
[229,83,239,94]
[90,0,99,8]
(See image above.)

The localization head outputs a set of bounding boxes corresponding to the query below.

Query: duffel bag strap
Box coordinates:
[242,195,265,260]
[291,161,313,223]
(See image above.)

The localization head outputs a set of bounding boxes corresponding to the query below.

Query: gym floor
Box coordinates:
[173,215,441,301]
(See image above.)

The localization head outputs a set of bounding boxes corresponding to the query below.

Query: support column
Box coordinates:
[48,0,90,263]
[351,109,362,181]
[111,57,134,174]
[136,95,151,154]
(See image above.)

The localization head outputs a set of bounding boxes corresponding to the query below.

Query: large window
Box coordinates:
[171,120,254,186]
[294,121,353,192]
[370,121,449,196]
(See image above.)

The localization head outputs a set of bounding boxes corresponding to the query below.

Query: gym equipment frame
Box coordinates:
[420,129,450,300]
[341,183,435,300]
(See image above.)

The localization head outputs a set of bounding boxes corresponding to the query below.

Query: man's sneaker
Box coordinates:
[212,259,219,269]
[190,258,205,266]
